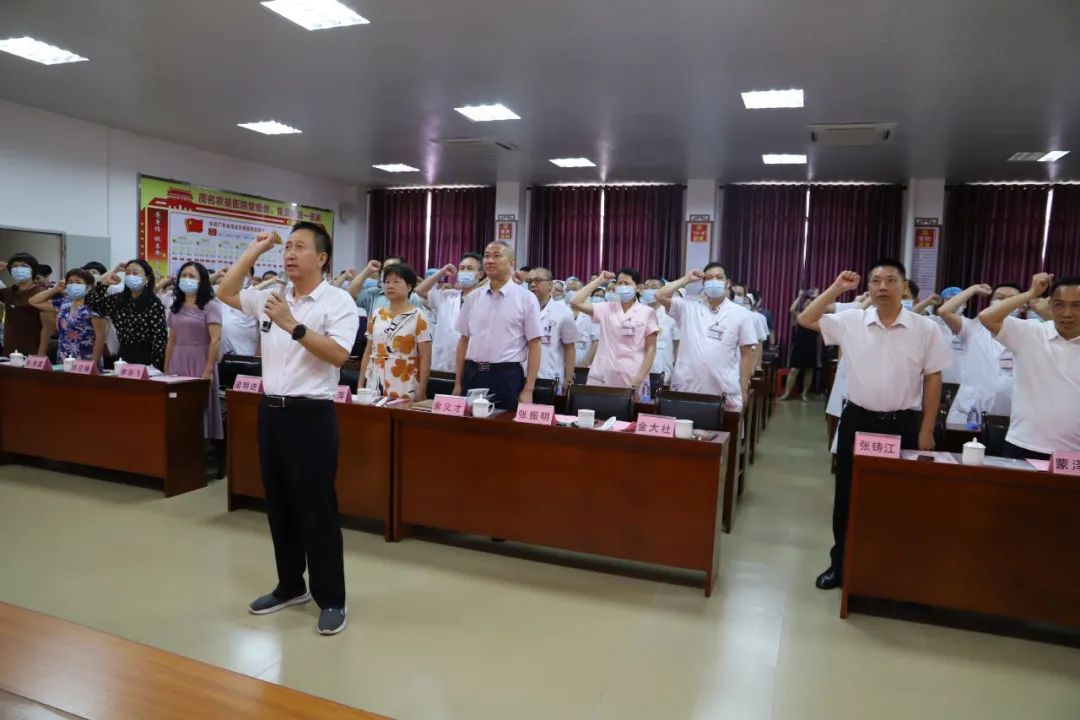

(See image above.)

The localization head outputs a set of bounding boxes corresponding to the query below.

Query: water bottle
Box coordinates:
[965,405,980,432]
[639,378,651,403]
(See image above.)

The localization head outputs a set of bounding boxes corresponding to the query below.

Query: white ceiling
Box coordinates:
[2,0,1079,187]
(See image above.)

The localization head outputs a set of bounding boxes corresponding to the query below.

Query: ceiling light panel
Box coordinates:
[261,0,370,30]
[373,164,420,172]
[454,104,520,122]
[549,158,596,168]
[238,120,303,135]
[0,37,87,65]
[762,154,807,165]
[741,89,804,109]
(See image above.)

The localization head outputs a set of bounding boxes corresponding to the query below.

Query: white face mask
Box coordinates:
[901,299,914,310]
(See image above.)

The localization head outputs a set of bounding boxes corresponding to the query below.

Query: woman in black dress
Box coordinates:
[85,259,168,370]
[782,288,821,400]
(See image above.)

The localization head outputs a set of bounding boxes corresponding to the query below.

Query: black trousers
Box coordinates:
[832,402,920,574]
[1002,440,1051,461]
[257,398,345,609]
[462,361,525,411]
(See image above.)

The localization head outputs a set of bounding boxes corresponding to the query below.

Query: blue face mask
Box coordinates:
[10,266,32,283]
[615,285,637,302]
[179,278,199,295]
[592,296,606,304]
[362,277,378,290]
[124,274,145,291]
[458,271,477,288]
[901,299,914,310]
[65,283,87,300]
[640,289,657,305]
[703,279,727,298]
[733,295,746,306]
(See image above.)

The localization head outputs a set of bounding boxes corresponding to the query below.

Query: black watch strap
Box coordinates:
[291,324,307,341]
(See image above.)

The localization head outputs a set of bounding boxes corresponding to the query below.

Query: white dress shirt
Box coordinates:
[535,298,578,381]
[219,302,260,358]
[455,279,542,363]
[995,317,1080,453]
[825,302,861,419]
[931,315,966,385]
[573,311,596,366]
[819,306,953,413]
[238,281,359,399]
[427,286,468,373]
[668,297,758,410]
[650,306,680,378]
[946,317,1015,425]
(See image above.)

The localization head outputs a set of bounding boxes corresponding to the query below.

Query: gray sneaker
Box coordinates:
[248,590,312,615]
[317,606,347,635]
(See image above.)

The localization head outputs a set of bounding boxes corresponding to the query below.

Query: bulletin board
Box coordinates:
[138,175,334,278]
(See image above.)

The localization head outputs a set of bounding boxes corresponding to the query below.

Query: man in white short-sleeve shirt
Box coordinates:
[798,260,953,591]
[217,222,359,636]
[414,252,487,373]
[527,267,577,393]
[642,276,680,380]
[657,263,757,411]
[979,273,1080,458]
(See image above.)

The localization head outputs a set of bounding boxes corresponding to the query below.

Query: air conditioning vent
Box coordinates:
[430,136,520,154]
[808,123,896,146]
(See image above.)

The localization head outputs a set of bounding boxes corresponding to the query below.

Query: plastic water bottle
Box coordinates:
[965,405,980,432]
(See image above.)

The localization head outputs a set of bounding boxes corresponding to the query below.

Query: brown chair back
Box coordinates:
[567,384,635,422]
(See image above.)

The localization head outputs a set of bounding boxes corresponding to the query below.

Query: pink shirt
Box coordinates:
[587,300,659,387]
[455,279,542,363]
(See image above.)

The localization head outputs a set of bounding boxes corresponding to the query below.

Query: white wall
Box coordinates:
[0,99,364,271]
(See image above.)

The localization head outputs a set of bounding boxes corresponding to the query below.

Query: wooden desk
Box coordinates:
[0,602,390,720]
[0,366,208,497]
[843,455,1080,629]
[392,411,729,595]
[225,391,393,539]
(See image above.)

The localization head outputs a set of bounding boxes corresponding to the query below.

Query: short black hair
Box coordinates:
[37,264,53,278]
[262,270,278,278]
[730,282,747,293]
[992,282,1023,295]
[616,267,641,285]
[382,262,419,293]
[83,261,108,275]
[520,265,533,274]
[7,252,39,274]
[459,252,482,265]
[64,268,94,286]
[703,261,729,276]
[869,258,907,278]
[1051,276,1080,297]
[291,221,332,270]
[907,280,920,298]
[645,276,664,285]
[248,265,256,276]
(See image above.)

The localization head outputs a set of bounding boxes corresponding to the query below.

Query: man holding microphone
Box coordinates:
[217,222,359,636]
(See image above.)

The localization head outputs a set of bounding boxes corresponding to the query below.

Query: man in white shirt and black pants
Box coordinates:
[218,222,359,635]
[798,260,952,590]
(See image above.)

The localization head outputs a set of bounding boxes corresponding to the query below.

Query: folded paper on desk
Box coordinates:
[1027,458,1051,472]
[150,375,201,384]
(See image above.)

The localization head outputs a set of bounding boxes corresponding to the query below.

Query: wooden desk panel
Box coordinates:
[0,366,208,497]
[843,456,1080,629]
[226,392,393,538]
[0,602,390,720]
[393,411,728,595]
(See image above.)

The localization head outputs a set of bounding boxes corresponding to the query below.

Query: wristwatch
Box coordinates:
[291,324,307,341]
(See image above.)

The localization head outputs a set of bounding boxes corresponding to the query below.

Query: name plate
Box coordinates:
[69,360,98,375]
[854,432,902,459]
[514,403,555,425]
[334,385,353,403]
[1051,451,1080,476]
[117,364,149,380]
[232,374,263,393]
[25,355,51,371]
[635,413,677,438]
[432,394,467,416]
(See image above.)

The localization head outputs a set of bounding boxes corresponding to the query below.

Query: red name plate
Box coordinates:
[25,355,51,371]
[334,385,353,403]
[1051,451,1080,476]
[635,413,677,438]
[854,432,902,459]
[432,394,467,416]
[69,360,98,375]
[117,364,149,380]
[232,374,264,393]
[514,403,556,425]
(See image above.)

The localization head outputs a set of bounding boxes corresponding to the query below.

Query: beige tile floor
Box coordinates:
[0,401,1077,719]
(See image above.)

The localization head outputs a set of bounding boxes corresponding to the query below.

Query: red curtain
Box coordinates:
[1044,185,1080,276]
[804,185,904,288]
[602,185,684,279]
[722,184,808,357]
[941,184,1049,291]
[527,186,603,278]
[428,187,496,267]
[367,189,427,267]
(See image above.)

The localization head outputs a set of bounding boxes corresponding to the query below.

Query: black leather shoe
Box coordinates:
[815,567,842,590]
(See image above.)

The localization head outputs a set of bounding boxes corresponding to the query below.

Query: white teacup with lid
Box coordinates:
[962,438,986,466]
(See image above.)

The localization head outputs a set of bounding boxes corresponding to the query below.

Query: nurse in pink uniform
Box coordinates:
[570,269,658,388]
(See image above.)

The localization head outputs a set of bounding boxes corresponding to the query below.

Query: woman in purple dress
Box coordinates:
[165,262,223,445]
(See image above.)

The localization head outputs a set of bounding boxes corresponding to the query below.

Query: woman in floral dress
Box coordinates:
[358,263,431,401]
[29,268,106,364]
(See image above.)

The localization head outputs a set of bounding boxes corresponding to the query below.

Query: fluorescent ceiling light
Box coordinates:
[0,37,87,65]
[742,89,804,109]
[762,153,807,165]
[549,157,596,168]
[261,0,369,30]
[454,104,520,122]
[373,163,420,173]
[1008,151,1070,162]
[238,120,302,135]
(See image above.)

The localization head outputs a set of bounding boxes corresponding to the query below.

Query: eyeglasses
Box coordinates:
[527,277,552,284]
